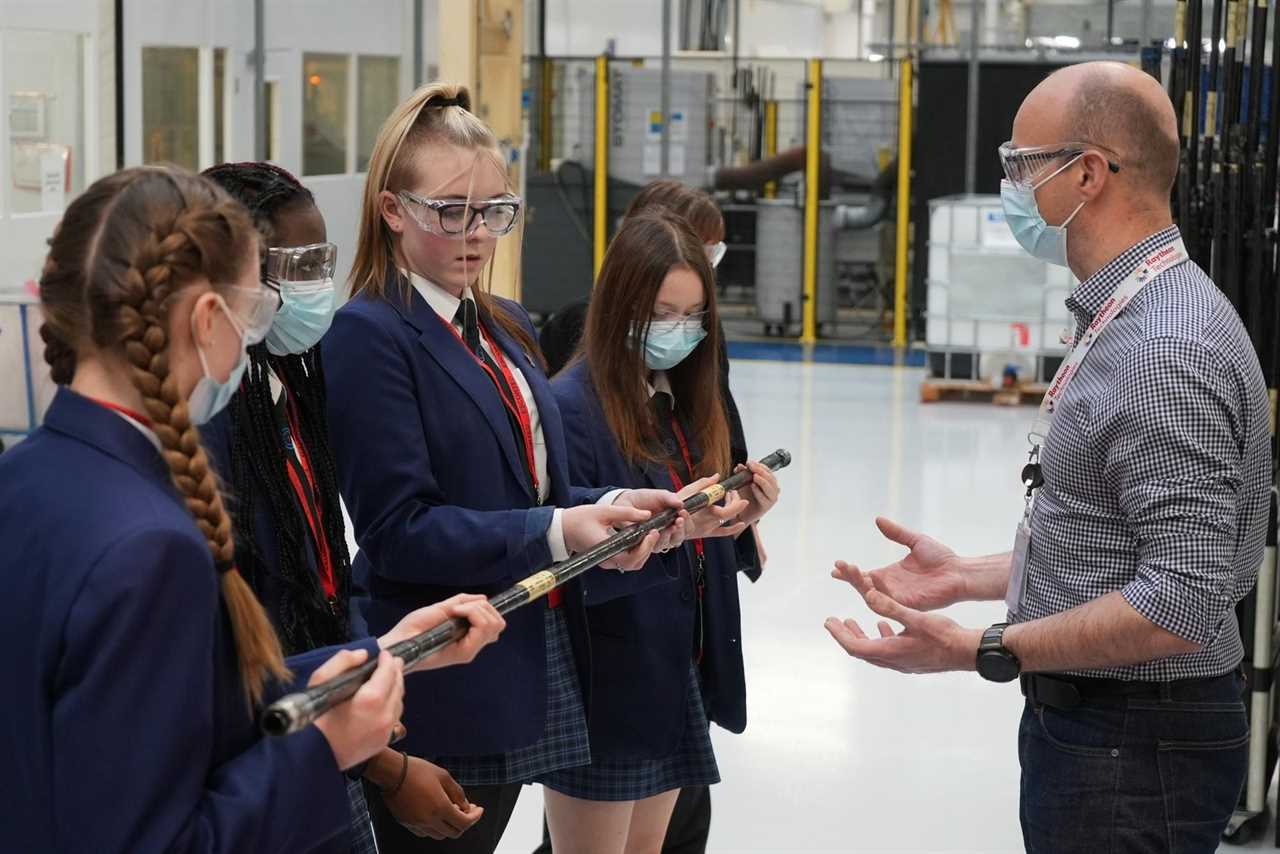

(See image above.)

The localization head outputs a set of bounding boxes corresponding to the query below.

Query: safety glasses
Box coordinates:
[652,309,708,329]
[397,191,523,238]
[223,285,281,345]
[997,140,1121,189]
[265,242,337,283]
[705,241,727,269]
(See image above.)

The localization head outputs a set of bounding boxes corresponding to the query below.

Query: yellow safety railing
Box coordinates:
[593,54,609,279]
[893,57,913,349]
[763,100,779,200]
[801,59,822,345]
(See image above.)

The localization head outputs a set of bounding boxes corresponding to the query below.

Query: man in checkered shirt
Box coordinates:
[826,61,1271,852]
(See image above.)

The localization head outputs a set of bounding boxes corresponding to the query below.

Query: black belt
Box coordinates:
[1020,671,1239,711]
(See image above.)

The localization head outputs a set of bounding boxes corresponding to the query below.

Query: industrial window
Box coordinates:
[142,46,199,170]
[357,55,400,173]
[303,53,349,176]
[5,29,86,214]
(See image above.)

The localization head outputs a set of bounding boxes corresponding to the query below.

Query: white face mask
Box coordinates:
[187,296,250,425]
[999,156,1087,268]
[264,277,337,356]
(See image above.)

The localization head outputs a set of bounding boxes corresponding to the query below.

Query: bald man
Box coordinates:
[825,61,1270,852]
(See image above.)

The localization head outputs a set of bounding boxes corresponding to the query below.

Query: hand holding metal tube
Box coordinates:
[262,449,792,737]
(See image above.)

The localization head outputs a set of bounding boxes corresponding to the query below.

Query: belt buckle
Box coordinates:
[1022,674,1083,710]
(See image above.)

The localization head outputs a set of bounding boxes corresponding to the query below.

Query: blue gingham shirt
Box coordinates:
[1020,225,1272,681]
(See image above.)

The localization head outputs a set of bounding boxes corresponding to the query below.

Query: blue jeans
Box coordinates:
[1019,671,1249,853]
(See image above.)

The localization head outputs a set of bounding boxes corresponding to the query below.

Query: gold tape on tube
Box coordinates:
[702,484,727,504]
[517,570,558,600]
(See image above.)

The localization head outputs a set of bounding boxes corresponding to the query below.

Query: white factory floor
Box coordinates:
[354,358,1277,854]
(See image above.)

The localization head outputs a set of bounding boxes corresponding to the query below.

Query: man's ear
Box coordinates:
[1077,151,1112,200]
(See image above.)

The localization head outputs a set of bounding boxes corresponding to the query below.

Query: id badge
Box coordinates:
[1005,519,1031,617]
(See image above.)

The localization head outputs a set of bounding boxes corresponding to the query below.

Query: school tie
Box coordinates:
[454,298,535,497]
[651,391,680,460]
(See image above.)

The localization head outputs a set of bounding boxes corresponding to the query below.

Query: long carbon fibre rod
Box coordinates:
[262,449,793,736]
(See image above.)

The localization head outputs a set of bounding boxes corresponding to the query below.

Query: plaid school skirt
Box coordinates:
[347,778,378,854]
[538,664,721,802]
[430,607,592,787]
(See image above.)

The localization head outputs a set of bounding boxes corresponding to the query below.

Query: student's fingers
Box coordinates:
[308,647,369,688]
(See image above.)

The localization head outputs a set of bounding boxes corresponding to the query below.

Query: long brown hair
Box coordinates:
[39,166,289,706]
[349,81,541,363]
[584,212,730,478]
[623,180,725,243]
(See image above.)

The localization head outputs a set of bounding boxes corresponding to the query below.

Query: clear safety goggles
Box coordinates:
[652,309,708,328]
[265,242,338,283]
[997,140,1121,189]
[705,241,727,269]
[222,284,281,345]
[397,191,523,238]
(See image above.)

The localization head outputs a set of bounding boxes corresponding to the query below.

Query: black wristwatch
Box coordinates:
[976,622,1021,683]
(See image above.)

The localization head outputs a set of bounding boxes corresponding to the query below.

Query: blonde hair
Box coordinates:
[347,82,542,363]
[39,166,289,707]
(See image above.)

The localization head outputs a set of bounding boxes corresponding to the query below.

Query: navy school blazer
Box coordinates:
[322,278,613,758]
[551,360,748,760]
[0,388,376,854]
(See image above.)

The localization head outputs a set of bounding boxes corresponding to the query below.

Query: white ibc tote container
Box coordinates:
[925,194,1073,383]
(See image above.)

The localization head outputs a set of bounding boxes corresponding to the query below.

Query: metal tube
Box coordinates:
[593,54,609,279]
[661,0,672,177]
[253,0,266,161]
[1107,0,1116,44]
[1246,490,1278,811]
[733,0,741,75]
[888,0,896,62]
[893,57,913,348]
[413,0,424,88]
[802,58,823,346]
[964,0,980,195]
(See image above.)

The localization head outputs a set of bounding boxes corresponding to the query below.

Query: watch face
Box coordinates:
[978,651,1019,683]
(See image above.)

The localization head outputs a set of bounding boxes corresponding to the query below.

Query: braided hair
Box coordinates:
[202,161,351,654]
[38,166,289,706]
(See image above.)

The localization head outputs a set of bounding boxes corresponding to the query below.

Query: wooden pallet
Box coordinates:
[920,379,1049,406]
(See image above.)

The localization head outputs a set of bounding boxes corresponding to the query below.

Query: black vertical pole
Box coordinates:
[114,0,125,168]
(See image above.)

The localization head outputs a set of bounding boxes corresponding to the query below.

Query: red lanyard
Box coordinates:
[438,312,559,605]
[439,313,541,495]
[88,397,153,428]
[282,395,337,600]
[665,417,705,560]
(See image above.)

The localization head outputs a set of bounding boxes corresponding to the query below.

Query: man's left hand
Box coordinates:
[824,565,983,674]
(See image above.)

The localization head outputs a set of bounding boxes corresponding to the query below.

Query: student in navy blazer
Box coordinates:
[202,161,503,848]
[542,213,781,854]
[0,167,503,854]
[324,83,685,854]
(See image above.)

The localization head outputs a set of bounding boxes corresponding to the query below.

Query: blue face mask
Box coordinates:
[637,319,708,371]
[999,161,1087,268]
[265,278,337,356]
[188,297,250,425]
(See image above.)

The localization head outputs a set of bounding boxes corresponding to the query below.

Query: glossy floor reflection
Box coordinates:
[446,360,1266,853]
